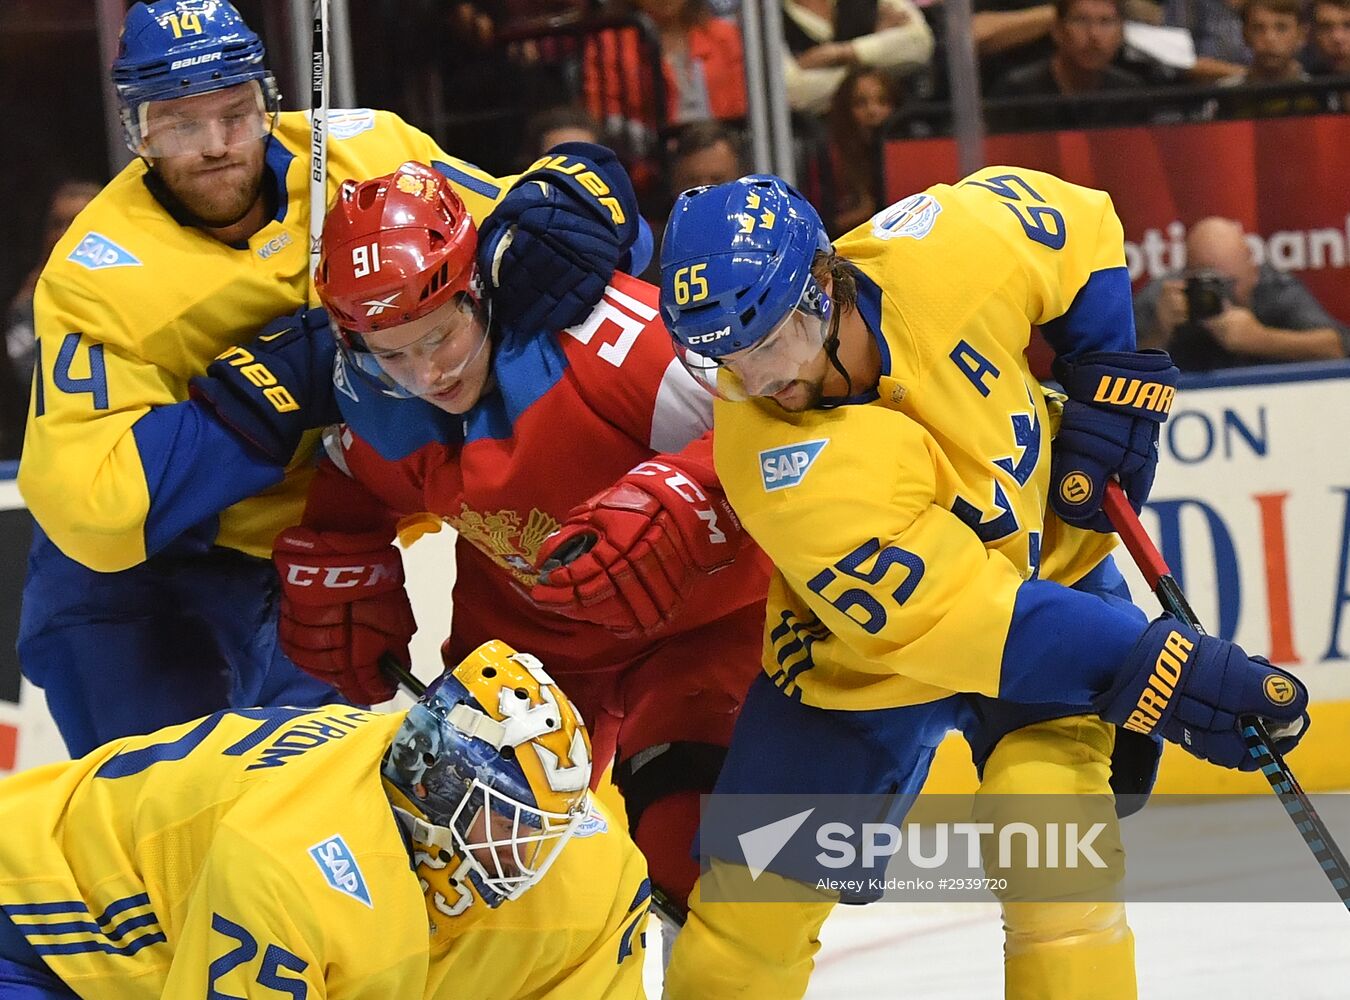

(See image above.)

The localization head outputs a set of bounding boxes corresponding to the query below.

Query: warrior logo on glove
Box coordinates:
[1059,472,1093,506]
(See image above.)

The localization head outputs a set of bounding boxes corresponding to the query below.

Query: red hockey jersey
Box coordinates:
[307,272,772,678]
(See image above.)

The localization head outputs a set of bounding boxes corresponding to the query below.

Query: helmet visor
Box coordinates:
[453,780,587,901]
[676,279,832,401]
[340,294,491,399]
[133,79,279,158]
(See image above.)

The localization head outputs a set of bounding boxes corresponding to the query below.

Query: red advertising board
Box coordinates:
[883,115,1350,329]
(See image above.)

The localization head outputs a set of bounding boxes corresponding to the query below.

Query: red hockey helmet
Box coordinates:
[317,161,487,397]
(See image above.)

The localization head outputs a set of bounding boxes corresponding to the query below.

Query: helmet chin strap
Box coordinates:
[818,304,855,408]
[391,803,457,854]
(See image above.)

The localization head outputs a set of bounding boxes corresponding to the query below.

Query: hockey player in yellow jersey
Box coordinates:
[655,172,1312,998]
[0,639,651,998]
[17,0,647,756]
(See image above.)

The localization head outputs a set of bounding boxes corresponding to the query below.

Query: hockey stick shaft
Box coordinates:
[1103,481,1350,909]
[308,0,330,286]
[379,652,426,698]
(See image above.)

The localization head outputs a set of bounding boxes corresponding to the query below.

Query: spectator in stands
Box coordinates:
[824,66,899,234]
[988,0,1146,128]
[2,178,99,461]
[1214,0,1324,114]
[1134,216,1350,371]
[518,105,603,169]
[583,0,747,136]
[635,120,748,281]
[1162,0,1250,70]
[668,119,746,192]
[1309,0,1350,106]
[781,0,934,113]
[972,0,1058,92]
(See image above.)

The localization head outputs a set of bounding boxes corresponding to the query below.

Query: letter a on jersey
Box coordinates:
[759,440,828,493]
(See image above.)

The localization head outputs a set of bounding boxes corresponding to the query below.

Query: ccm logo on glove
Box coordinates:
[1092,376,1175,415]
[629,461,730,545]
[282,562,401,590]
[1122,629,1193,735]
[525,154,627,225]
[213,345,299,413]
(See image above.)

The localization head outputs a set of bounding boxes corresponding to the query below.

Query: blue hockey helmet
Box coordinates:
[112,1,280,156]
[383,640,593,914]
[660,175,832,393]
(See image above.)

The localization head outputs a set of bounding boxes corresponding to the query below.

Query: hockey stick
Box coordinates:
[308,0,330,285]
[1103,480,1350,910]
[379,652,426,698]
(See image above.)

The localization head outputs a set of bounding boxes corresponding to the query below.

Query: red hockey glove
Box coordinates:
[274,526,416,705]
[530,459,745,636]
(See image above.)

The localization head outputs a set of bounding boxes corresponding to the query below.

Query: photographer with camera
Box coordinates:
[1134,216,1349,371]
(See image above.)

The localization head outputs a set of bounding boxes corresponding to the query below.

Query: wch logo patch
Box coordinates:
[309,835,372,907]
[759,440,828,492]
[68,233,141,271]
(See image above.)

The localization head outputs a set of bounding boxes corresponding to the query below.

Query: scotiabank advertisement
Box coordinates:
[883,115,1350,325]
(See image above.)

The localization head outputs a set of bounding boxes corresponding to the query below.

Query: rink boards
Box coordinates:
[4,359,1350,791]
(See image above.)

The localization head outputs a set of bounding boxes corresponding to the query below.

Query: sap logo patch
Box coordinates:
[308,835,373,907]
[328,109,377,140]
[759,439,828,492]
[871,194,942,241]
[573,801,610,839]
[68,233,142,271]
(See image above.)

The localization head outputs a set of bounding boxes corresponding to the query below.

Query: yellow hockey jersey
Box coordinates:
[0,707,649,998]
[20,110,509,572]
[714,167,1126,711]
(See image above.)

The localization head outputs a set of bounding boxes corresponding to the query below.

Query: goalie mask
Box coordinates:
[382,640,593,915]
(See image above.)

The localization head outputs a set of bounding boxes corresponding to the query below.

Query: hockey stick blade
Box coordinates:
[1103,481,1350,911]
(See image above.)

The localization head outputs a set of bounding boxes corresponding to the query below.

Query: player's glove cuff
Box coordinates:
[477,142,639,339]
[1052,349,1179,423]
[189,307,340,464]
[1095,615,1310,771]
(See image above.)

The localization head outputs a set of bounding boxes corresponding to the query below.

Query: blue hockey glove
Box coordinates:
[1050,349,1179,533]
[189,307,339,465]
[1096,615,1310,771]
[478,141,640,339]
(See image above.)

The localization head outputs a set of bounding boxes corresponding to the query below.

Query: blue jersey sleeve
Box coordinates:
[132,400,284,558]
[1039,265,1138,359]
[997,578,1149,706]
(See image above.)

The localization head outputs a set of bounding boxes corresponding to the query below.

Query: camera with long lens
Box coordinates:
[1184,269,1234,321]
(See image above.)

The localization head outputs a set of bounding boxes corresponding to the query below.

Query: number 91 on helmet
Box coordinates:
[659,175,834,402]
[316,162,491,402]
[382,640,593,912]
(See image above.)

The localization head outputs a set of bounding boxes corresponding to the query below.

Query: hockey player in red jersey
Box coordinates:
[274,159,770,913]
